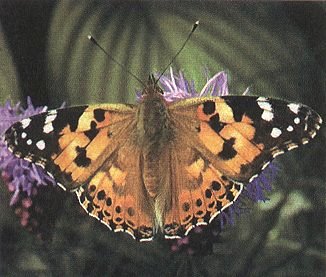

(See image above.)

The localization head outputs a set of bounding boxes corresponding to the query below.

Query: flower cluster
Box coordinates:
[0,98,59,236]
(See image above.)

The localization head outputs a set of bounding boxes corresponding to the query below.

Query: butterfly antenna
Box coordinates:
[155,20,199,84]
[87,35,146,87]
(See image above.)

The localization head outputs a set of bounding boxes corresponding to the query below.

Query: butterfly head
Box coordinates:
[141,74,164,97]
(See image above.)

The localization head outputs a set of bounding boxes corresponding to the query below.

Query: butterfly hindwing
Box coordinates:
[163,145,243,239]
[76,142,155,241]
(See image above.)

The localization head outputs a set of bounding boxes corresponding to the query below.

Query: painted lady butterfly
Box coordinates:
[4,77,322,241]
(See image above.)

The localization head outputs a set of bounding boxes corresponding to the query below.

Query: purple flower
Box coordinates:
[0,98,69,240]
[0,98,58,233]
[136,68,229,102]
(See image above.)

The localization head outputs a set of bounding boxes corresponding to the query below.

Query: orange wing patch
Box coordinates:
[49,106,135,189]
[164,152,242,239]
[170,97,266,181]
[76,143,155,241]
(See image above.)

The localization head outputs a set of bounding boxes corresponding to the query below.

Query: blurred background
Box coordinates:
[0,1,325,276]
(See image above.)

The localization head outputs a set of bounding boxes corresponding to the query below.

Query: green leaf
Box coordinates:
[0,22,21,104]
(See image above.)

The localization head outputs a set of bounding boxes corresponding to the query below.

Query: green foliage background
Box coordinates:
[0,1,325,276]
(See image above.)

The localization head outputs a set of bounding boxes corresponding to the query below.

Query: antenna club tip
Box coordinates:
[192,21,199,32]
[87,35,92,40]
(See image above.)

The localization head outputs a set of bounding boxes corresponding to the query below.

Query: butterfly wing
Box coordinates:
[76,141,155,241]
[163,96,322,238]
[5,104,134,189]
[5,104,155,241]
[170,96,322,181]
[163,144,243,238]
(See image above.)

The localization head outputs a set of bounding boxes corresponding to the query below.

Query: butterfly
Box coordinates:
[4,76,322,242]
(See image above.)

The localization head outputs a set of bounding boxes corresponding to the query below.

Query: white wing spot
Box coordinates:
[27,139,32,145]
[21,118,31,129]
[272,150,284,158]
[249,174,259,183]
[302,138,309,144]
[43,123,54,134]
[57,182,67,191]
[288,144,299,151]
[287,143,298,150]
[310,131,317,138]
[257,97,267,102]
[287,103,300,114]
[21,132,27,139]
[24,156,33,162]
[45,112,57,124]
[261,110,274,121]
[261,161,270,170]
[271,127,282,138]
[287,125,294,132]
[48,109,57,115]
[294,117,300,124]
[36,140,46,150]
[257,100,272,111]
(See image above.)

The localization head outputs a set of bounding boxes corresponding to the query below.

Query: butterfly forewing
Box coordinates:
[169,96,322,182]
[5,104,135,189]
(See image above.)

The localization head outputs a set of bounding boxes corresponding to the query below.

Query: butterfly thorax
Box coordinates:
[137,91,172,142]
[136,86,173,202]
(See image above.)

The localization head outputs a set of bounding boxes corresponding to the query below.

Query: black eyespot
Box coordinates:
[205,189,212,198]
[86,203,94,213]
[104,211,111,217]
[182,202,190,212]
[106,197,112,206]
[184,215,192,221]
[211,181,221,191]
[216,201,222,210]
[89,185,96,192]
[226,192,235,201]
[97,190,106,200]
[98,211,104,220]
[127,207,135,216]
